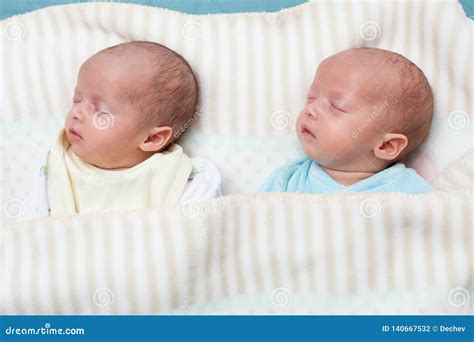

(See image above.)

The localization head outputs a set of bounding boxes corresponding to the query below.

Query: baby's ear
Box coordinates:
[139,126,173,152]
[373,133,408,161]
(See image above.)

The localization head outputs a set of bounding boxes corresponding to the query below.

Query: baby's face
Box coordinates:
[296,55,391,169]
[65,52,151,169]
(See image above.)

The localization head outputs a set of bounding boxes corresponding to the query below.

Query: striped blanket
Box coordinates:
[2,149,472,314]
[1,1,472,314]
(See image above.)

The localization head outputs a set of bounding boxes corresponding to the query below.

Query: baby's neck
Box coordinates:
[321,166,379,186]
[91,150,156,170]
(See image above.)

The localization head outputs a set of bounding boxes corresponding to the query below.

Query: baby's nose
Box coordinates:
[306,106,319,119]
[73,101,94,121]
[72,107,85,122]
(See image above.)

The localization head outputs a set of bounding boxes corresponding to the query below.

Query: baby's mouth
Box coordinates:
[68,127,83,142]
[301,124,316,140]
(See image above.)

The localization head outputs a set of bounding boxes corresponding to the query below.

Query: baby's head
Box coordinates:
[296,47,433,172]
[65,41,198,169]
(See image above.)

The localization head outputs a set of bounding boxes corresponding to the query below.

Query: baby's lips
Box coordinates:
[301,124,316,139]
[67,127,83,142]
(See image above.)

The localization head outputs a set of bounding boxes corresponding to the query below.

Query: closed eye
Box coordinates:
[330,102,346,113]
[98,109,113,116]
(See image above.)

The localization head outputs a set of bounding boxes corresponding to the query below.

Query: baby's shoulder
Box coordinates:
[396,164,435,193]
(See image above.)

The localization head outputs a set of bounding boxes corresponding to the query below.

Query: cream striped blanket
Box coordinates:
[1,1,473,314]
[2,149,472,314]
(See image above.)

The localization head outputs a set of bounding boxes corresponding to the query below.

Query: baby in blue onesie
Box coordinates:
[262,47,435,194]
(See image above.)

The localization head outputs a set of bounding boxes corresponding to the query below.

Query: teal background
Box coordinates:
[0,0,305,19]
[1,0,473,19]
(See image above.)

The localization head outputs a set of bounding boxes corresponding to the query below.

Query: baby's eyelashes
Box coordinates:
[97,109,113,116]
[329,102,346,113]
[71,97,112,115]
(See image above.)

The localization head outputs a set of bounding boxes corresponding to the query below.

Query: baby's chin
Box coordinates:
[69,143,97,165]
[301,140,320,161]
[301,140,335,167]
[66,135,105,166]
[65,134,93,161]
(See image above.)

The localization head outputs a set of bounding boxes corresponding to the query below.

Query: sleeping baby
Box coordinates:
[26,41,221,218]
[262,47,434,194]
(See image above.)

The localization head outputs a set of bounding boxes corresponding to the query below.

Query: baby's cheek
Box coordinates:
[295,113,303,128]
[71,143,89,161]
[99,138,121,156]
[324,131,349,153]
[64,111,74,127]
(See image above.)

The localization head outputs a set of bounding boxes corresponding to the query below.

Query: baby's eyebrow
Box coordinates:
[320,87,345,100]
[308,82,319,92]
[73,89,112,109]
[306,86,319,97]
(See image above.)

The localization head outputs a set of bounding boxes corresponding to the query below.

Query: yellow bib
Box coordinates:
[47,130,192,216]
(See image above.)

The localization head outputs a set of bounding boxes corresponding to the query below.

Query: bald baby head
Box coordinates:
[336,47,434,160]
[99,41,199,144]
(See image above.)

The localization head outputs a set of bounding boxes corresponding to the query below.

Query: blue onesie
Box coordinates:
[261,157,434,194]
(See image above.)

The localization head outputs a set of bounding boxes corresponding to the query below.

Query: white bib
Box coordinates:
[48,130,192,215]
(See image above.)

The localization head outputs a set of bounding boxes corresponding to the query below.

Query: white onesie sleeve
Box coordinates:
[179,157,223,204]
